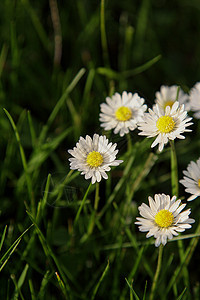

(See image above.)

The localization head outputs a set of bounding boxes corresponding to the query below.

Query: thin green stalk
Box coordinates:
[81,182,100,242]
[149,245,163,300]
[48,169,75,205]
[88,182,100,233]
[169,140,179,197]
[97,54,161,80]
[0,44,8,78]
[166,221,200,294]
[175,86,180,101]
[74,182,92,227]
[126,133,132,152]
[27,111,37,148]
[94,182,100,211]
[100,0,110,67]
[49,0,62,67]
[26,211,71,298]
[169,140,190,290]
[91,260,109,300]
[38,68,86,144]
[0,224,34,272]
[127,152,158,205]
[0,225,7,252]
[21,0,51,55]
[98,153,136,219]
[3,108,36,216]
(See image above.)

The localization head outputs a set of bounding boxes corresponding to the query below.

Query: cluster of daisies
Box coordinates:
[68,83,200,247]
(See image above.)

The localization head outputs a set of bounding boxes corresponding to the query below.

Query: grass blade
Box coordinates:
[55,272,68,298]
[3,108,35,215]
[177,287,187,300]
[20,0,51,54]
[91,260,109,300]
[0,225,33,272]
[97,54,161,80]
[26,210,72,299]
[125,278,140,300]
[100,0,110,67]
[12,264,29,299]
[0,225,7,252]
[166,222,200,293]
[27,111,37,148]
[0,44,8,78]
[74,182,92,227]
[38,68,86,144]
[28,279,36,300]
[38,270,51,300]
[142,281,148,300]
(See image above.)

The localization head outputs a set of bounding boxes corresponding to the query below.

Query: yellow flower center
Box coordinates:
[164,100,174,109]
[155,209,174,228]
[156,116,175,133]
[115,106,132,121]
[198,179,200,187]
[86,151,103,167]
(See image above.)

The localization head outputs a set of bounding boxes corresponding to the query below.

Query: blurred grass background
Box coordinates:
[1,0,200,299]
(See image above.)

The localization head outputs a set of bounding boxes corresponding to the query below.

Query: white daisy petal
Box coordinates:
[138,101,193,152]
[99,91,147,136]
[154,85,190,113]
[135,193,195,247]
[68,134,123,184]
[180,157,200,201]
[189,82,200,119]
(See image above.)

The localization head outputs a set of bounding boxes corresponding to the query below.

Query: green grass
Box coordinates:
[1,0,200,299]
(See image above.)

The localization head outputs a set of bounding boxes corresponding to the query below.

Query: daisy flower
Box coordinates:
[189,82,200,119]
[68,134,123,184]
[154,85,190,113]
[180,157,200,201]
[135,193,195,247]
[138,101,193,152]
[99,91,147,137]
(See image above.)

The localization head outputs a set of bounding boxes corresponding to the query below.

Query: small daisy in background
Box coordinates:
[99,91,147,137]
[138,101,193,152]
[180,157,200,201]
[154,85,190,113]
[189,82,200,119]
[135,193,195,247]
[68,134,123,184]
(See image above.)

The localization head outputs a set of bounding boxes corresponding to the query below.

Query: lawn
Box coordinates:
[1,0,200,299]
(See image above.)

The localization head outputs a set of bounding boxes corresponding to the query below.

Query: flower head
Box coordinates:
[99,91,147,137]
[154,85,190,113]
[138,101,193,152]
[68,134,123,184]
[135,193,195,247]
[180,157,200,201]
[189,82,200,119]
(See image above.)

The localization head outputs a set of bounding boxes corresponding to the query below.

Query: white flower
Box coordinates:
[68,134,123,184]
[189,82,200,119]
[99,91,147,137]
[154,85,190,113]
[135,193,195,247]
[180,158,200,201]
[138,101,193,152]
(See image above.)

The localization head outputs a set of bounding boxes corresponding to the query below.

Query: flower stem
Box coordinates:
[175,86,180,101]
[74,182,92,227]
[126,133,132,152]
[169,141,189,288]
[80,182,100,243]
[94,182,100,211]
[100,0,110,67]
[169,140,179,197]
[149,245,163,300]
[88,182,100,234]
